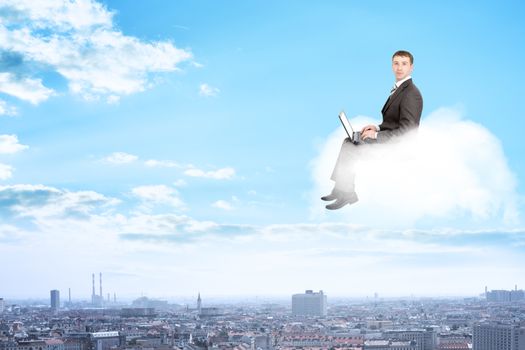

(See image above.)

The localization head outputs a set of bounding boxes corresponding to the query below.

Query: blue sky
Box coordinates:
[1,0,525,300]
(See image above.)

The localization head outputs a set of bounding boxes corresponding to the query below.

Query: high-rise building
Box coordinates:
[292,290,327,317]
[473,323,525,350]
[486,288,525,302]
[0,298,4,314]
[50,290,60,310]
[383,329,436,350]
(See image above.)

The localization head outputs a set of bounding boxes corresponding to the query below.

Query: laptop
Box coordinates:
[338,111,361,144]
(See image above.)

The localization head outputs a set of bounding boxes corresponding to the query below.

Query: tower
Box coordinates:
[50,290,60,311]
[197,293,202,314]
[99,272,103,303]
[92,273,96,305]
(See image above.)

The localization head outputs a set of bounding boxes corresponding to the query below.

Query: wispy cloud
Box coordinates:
[103,152,138,164]
[0,99,17,116]
[0,184,119,219]
[146,160,235,180]
[0,134,28,154]
[184,166,235,180]
[212,199,234,211]
[199,83,220,97]
[0,163,14,180]
[0,0,192,103]
[173,179,187,187]
[144,159,181,168]
[131,185,184,209]
[0,73,54,105]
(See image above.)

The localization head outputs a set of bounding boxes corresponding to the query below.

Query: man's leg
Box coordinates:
[322,138,360,209]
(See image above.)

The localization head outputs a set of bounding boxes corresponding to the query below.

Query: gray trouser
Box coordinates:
[330,137,368,193]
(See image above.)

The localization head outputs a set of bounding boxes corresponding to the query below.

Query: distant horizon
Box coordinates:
[0,289,495,304]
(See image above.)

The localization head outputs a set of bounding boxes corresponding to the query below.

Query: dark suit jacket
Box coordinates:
[377,78,423,143]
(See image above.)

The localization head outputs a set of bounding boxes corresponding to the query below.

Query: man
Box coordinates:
[322,50,423,210]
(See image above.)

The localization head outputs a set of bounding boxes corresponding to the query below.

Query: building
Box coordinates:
[384,329,436,350]
[197,293,202,314]
[364,340,417,349]
[90,331,123,350]
[45,339,65,350]
[486,289,525,302]
[0,298,4,314]
[291,290,327,317]
[473,323,525,350]
[50,290,60,310]
[120,308,156,317]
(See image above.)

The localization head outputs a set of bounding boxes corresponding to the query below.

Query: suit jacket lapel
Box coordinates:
[382,79,412,114]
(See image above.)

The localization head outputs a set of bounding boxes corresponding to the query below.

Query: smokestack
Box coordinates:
[516,284,518,291]
[92,274,95,299]
[99,272,103,298]
[69,288,71,303]
[107,293,110,302]
[114,293,116,303]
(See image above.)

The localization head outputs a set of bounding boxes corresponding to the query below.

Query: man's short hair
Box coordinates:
[392,50,414,64]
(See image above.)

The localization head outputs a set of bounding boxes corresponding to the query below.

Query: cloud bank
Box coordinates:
[310,107,519,226]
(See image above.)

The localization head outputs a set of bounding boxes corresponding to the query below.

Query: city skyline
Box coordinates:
[1,1,525,298]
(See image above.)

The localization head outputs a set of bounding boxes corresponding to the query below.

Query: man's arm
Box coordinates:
[376,88,422,143]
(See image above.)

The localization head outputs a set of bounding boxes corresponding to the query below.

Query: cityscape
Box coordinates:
[2,278,525,350]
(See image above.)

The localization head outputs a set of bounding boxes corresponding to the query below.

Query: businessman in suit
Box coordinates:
[322,50,423,210]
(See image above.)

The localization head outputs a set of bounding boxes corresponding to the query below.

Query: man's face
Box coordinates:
[392,55,413,81]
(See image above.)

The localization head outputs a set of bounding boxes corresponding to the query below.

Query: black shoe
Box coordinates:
[321,192,338,201]
[321,188,344,201]
[325,192,358,210]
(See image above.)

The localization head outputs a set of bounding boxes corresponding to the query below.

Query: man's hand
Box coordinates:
[361,129,377,140]
[361,124,378,133]
[360,124,378,140]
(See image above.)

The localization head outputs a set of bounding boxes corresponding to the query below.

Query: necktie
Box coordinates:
[390,84,397,94]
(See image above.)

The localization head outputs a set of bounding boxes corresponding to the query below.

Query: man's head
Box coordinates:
[392,50,414,82]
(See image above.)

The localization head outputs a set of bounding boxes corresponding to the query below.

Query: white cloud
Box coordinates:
[0,184,119,219]
[310,108,519,225]
[199,83,220,97]
[184,166,235,180]
[0,163,14,180]
[0,99,17,116]
[212,200,234,211]
[173,179,187,187]
[0,134,28,154]
[131,185,184,209]
[0,0,192,102]
[0,73,55,105]
[0,0,113,30]
[106,95,120,104]
[103,152,138,164]
[144,159,181,168]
